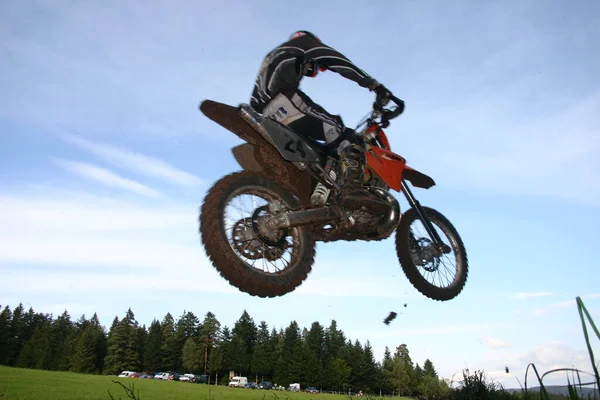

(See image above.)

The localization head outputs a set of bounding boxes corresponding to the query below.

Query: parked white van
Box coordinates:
[118,371,136,378]
[228,376,248,387]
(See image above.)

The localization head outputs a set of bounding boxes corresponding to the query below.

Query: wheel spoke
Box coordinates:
[397,206,467,300]
[222,187,300,276]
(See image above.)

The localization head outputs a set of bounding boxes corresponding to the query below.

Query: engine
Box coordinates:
[312,168,395,243]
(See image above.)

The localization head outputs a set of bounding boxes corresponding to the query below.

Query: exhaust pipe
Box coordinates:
[239,104,275,146]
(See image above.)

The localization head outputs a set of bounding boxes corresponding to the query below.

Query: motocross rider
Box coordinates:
[249,30,392,216]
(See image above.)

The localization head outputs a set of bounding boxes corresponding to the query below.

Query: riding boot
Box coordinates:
[339,144,391,215]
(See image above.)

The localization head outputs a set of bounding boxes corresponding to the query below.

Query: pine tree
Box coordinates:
[207,342,224,384]
[160,313,177,371]
[423,359,438,378]
[300,340,321,388]
[306,321,325,367]
[15,318,51,369]
[198,311,221,374]
[389,356,412,396]
[71,325,99,373]
[90,313,107,373]
[393,344,415,395]
[42,310,73,371]
[0,305,12,365]
[0,300,453,395]
[252,321,274,382]
[174,311,199,371]
[220,326,233,374]
[275,321,301,385]
[413,362,424,395]
[103,309,142,374]
[182,337,203,373]
[123,309,142,370]
[380,346,394,394]
[144,319,163,372]
[362,341,378,392]
[59,324,79,371]
[137,325,147,370]
[103,316,120,374]
[230,310,257,376]
[6,303,25,366]
[329,357,351,391]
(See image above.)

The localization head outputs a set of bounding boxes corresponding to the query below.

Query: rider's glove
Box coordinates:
[371,82,391,108]
[367,79,379,91]
[374,83,391,99]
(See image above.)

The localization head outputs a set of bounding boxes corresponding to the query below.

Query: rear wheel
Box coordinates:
[199,171,316,297]
[395,206,468,301]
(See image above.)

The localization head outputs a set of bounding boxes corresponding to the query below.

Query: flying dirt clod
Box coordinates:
[383,311,397,325]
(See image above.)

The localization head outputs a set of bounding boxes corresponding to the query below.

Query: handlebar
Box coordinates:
[372,90,405,128]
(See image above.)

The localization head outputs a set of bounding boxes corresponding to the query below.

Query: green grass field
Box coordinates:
[0,366,409,400]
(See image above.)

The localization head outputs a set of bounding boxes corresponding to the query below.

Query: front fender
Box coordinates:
[403,166,435,189]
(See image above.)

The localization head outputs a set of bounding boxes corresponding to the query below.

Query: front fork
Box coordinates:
[401,180,451,255]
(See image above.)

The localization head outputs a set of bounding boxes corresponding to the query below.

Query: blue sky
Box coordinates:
[2,0,600,389]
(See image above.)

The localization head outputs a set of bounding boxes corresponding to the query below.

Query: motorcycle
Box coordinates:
[198,90,468,301]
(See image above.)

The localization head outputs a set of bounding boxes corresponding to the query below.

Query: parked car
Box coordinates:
[154,371,179,380]
[306,386,318,393]
[118,371,137,378]
[228,376,248,387]
[258,381,273,390]
[179,374,196,382]
[194,374,209,384]
[244,382,257,389]
[288,383,300,392]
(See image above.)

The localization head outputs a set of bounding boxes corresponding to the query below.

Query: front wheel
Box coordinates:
[199,171,316,297]
[395,206,468,301]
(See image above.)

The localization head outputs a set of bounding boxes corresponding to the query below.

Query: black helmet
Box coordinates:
[289,30,321,42]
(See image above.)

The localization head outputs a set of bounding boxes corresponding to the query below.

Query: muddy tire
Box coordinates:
[395,206,468,301]
[199,171,316,297]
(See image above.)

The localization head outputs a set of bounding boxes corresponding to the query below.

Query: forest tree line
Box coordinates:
[0,303,449,397]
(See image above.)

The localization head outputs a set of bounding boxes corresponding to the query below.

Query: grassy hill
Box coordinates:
[0,366,409,400]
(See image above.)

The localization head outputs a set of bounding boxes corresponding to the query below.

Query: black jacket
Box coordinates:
[250,33,376,111]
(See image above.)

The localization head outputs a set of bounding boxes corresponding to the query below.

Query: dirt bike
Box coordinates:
[198,90,468,301]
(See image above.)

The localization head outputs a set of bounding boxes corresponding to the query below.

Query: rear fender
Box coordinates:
[231,142,314,207]
[201,99,324,163]
[200,100,264,145]
[231,143,262,172]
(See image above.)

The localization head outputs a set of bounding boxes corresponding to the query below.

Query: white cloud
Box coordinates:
[443,341,599,388]
[518,342,592,373]
[0,270,236,296]
[510,292,555,300]
[407,81,600,207]
[0,194,191,235]
[59,134,203,186]
[0,189,422,300]
[479,337,512,349]
[53,158,161,198]
[532,294,599,316]
[533,300,575,316]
